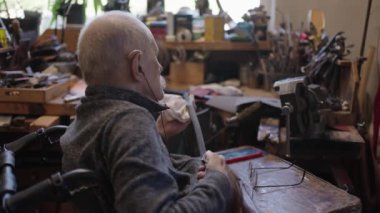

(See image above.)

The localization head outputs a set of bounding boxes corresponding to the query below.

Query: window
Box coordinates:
[2,0,108,34]
[1,0,262,35]
[165,0,195,14]
[164,0,261,22]
[129,0,147,17]
[0,0,52,34]
[0,0,25,19]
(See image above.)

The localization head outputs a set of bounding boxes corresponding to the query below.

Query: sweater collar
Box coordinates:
[83,85,168,115]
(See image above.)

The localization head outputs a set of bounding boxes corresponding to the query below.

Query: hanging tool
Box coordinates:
[307,9,326,49]
[282,102,294,158]
[215,0,236,30]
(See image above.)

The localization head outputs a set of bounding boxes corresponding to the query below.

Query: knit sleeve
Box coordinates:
[102,108,232,213]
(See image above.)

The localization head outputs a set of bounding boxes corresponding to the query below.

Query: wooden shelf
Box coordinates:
[0,100,76,116]
[162,40,272,51]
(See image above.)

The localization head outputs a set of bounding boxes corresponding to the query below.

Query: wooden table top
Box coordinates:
[229,154,361,213]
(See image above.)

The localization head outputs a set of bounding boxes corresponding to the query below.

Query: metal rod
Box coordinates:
[360,0,372,57]
[184,93,206,156]
[282,102,294,158]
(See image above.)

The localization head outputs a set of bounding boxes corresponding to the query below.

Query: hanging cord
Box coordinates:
[128,49,168,142]
[160,111,168,142]
[141,72,168,142]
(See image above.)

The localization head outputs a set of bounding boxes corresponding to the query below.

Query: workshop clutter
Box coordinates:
[252,10,338,92]
[242,5,270,41]
[239,63,258,88]
[273,31,358,139]
[146,4,272,89]
[0,67,74,103]
[190,82,243,97]
[147,18,166,40]
[166,42,208,86]
[174,14,193,42]
[192,17,205,41]
[0,21,78,104]
[146,4,270,43]
[0,28,8,48]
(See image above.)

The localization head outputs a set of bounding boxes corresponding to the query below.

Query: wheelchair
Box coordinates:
[0,126,98,213]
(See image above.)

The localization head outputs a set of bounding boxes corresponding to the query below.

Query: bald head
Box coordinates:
[77,11,157,86]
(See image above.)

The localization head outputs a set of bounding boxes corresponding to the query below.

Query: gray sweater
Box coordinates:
[60,85,232,213]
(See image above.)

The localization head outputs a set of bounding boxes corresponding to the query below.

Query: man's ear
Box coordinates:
[129,50,144,81]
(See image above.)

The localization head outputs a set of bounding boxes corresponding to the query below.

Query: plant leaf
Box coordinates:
[94,0,103,14]
[50,0,62,26]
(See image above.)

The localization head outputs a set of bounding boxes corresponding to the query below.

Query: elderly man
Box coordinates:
[60,11,236,212]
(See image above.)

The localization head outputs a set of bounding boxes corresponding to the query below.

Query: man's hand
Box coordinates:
[198,150,247,212]
[197,164,206,180]
[156,114,190,140]
[199,150,229,178]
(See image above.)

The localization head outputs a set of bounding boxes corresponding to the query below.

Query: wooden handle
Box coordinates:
[6,91,20,96]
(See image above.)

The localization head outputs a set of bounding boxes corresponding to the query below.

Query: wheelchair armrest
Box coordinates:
[4,169,98,213]
[4,125,67,153]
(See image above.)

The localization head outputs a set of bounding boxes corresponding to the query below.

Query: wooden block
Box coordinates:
[204,15,224,42]
[169,62,204,85]
[30,115,60,131]
[336,60,359,115]
[328,111,356,126]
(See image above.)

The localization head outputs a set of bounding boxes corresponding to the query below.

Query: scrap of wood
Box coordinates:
[30,115,60,131]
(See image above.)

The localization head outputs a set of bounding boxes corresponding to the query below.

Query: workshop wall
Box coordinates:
[365,1,380,117]
[273,0,380,122]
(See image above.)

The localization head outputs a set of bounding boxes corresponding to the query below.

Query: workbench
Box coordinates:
[229,153,361,212]
[0,80,84,135]
[0,98,76,116]
[0,79,85,117]
[0,77,362,212]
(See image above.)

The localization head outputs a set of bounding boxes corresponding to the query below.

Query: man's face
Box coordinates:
[140,41,164,101]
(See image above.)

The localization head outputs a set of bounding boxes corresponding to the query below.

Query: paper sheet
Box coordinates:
[205,96,281,113]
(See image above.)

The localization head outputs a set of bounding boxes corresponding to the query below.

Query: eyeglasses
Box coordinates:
[240,161,306,199]
[248,161,306,190]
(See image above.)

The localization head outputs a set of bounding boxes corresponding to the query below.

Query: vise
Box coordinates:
[273,76,342,140]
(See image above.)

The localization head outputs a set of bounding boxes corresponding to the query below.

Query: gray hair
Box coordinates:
[77,11,153,84]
